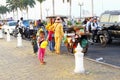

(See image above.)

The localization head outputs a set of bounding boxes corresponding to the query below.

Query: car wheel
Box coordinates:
[103,30,111,44]
[99,35,107,47]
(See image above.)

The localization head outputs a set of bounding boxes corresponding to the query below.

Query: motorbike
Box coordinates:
[94,30,107,47]
[63,27,88,55]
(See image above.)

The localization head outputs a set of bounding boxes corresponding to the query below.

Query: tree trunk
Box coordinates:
[17,9,18,20]
[12,10,15,20]
[26,8,29,19]
[40,3,42,20]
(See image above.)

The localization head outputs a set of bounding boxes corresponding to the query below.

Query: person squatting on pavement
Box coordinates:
[52,17,64,54]
[37,31,48,65]
[46,18,55,52]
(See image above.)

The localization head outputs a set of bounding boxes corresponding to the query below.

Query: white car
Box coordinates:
[2,21,17,34]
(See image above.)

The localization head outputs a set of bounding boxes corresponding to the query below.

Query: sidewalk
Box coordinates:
[0,35,120,80]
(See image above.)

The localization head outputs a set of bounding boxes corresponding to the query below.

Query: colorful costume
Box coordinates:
[53,22,64,54]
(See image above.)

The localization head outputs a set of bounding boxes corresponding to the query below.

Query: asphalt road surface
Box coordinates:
[85,40,120,67]
[61,40,120,67]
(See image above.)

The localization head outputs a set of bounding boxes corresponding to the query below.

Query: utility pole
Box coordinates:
[52,0,55,15]
[46,8,49,17]
[78,2,83,19]
[69,0,72,18]
[91,0,94,17]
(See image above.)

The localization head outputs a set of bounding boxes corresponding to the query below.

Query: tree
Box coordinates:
[22,0,36,19]
[37,0,45,20]
[6,0,36,19]
[0,5,9,19]
[6,0,19,19]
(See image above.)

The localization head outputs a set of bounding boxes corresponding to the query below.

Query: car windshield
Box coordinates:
[8,21,17,26]
[23,20,31,27]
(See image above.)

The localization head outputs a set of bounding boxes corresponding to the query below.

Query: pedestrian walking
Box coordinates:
[38,31,48,65]
[18,17,25,39]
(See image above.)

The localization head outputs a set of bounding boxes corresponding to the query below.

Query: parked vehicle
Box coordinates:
[2,21,17,34]
[12,20,32,38]
[99,10,120,44]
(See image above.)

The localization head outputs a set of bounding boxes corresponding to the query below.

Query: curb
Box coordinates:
[85,57,120,69]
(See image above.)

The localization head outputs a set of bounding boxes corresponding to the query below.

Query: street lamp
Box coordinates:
[78,2,83,19]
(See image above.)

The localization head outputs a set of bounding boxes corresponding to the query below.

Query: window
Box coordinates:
[100,14,110,22]
[109,15,119,23]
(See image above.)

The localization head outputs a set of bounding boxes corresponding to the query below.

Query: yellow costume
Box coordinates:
[53,22,64,54]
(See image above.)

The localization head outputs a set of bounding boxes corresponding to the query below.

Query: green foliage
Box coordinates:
[0,5,9,14]
[37,0,45,3]
[42,20,47,25]
[74,21,82,26]
[6,0,36,12]
[67,20,72,26]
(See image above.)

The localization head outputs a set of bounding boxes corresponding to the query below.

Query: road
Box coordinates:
[85,40,120,67]
[61,40,120,67]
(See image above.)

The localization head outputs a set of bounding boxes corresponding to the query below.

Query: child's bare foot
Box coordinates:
[40,61,46,65]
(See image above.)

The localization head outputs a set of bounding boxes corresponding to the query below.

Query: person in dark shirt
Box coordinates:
[31,34,38,54]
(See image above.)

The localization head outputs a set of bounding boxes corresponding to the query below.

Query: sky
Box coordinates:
[0,0,120,20]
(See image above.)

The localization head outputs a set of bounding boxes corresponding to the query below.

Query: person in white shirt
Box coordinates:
[18,17,24,38]
[91,18,100,43]
[29,21,34,38]
[85,18,93,33]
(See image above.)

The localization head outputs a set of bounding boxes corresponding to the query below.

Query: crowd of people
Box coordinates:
[16,16,101,65]
[30,16,64,65]
[82,17,101,44]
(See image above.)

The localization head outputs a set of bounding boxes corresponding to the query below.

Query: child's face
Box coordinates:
[40,33,45,38]
[32,36,36,39]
